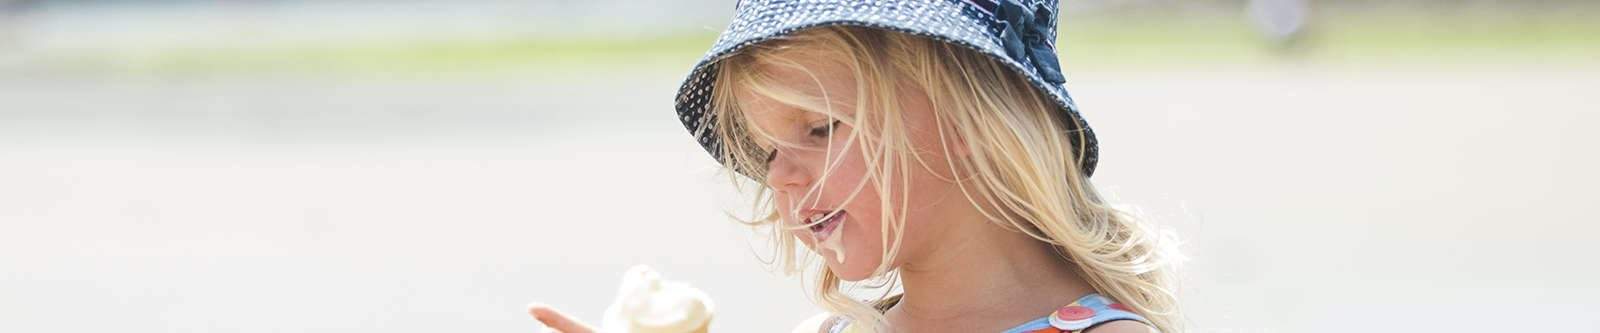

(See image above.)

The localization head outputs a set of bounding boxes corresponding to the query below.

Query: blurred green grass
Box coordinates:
[30,10,1600,77]
[1061,10,1599,66]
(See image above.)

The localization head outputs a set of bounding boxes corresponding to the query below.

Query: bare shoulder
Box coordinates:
[791,312,834,333]
[1082,320,1158,333]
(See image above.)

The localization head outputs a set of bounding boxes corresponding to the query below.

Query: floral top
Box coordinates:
[821,293,1150,333]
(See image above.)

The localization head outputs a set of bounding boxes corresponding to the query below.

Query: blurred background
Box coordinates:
[1,0,1596,332]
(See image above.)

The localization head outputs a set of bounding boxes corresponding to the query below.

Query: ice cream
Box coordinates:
[810,211,846,264]
[600,265,714,333]
[819,223,846,264]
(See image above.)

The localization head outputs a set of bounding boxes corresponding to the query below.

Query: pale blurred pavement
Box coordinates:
[3,1,1599,332]
[5,64,1598,332]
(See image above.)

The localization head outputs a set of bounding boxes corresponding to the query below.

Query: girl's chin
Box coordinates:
[800,235,875,280]
[822,256,877,281]
[834,270,872,282]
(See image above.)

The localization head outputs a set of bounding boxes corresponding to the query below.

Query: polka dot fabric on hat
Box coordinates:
[672,0,1101,178]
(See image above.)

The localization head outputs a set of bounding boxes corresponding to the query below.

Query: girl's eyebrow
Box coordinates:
[739,88,847,148]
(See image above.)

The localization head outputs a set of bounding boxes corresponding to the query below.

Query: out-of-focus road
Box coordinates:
[3,64,1597,332]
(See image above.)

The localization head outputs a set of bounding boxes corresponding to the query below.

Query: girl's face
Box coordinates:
[734,56,977,281]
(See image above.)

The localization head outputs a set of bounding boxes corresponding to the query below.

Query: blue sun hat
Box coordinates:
[673,0,1100,177]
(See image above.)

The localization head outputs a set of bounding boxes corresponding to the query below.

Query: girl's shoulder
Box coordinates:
[792,295,899,333]
[791,312,834,333]
[794,312,873,333]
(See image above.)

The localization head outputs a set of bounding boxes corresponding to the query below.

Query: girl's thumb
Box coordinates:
[527,302,599,333]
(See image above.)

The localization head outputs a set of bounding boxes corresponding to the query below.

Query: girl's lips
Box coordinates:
[810,211,845,240]
[802,209,844,229]
[809,210,848,264]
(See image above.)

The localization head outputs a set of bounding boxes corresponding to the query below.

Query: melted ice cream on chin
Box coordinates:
[819,221,846,264]
[601,265,713,333]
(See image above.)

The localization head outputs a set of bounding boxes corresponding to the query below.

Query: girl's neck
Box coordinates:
[886,224,1094,332]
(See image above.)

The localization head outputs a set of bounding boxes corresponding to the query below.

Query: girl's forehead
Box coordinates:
[735,91,811,149]
[735,90,809,123]
[734,59,856,120]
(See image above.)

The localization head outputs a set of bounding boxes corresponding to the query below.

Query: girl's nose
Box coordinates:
[763,150,810,194]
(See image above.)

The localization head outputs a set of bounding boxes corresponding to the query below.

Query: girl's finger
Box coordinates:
[527,303,598,333]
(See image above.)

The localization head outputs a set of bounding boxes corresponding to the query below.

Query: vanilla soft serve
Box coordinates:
[600,265,714,333]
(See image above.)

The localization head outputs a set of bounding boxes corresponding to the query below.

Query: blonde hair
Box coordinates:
[702,26,1183,332]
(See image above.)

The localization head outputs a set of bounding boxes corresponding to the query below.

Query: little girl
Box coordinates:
[532,1,1181,332]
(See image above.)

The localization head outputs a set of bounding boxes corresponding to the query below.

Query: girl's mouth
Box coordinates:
[805,210,846,241]
[804,209,848,263]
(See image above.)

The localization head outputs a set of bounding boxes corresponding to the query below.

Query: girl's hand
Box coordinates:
[527,303,599,333]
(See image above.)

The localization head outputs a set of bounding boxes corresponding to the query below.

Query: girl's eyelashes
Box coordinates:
[763,119,840,168]
[809,119,844,138]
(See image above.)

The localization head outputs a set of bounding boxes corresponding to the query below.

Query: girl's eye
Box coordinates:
[808,119,843,138]
[764,149,778,164]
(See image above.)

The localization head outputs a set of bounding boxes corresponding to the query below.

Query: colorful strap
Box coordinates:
[827,293,1148,333]
[1000,293,1150,333]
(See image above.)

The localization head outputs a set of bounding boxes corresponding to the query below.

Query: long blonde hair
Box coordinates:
[702,26,1183,332]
